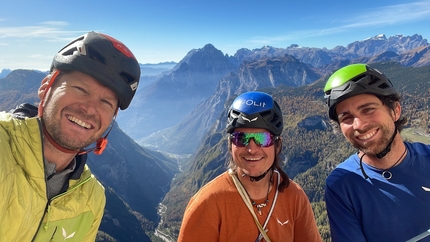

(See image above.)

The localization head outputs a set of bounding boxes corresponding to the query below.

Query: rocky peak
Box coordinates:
[176,43,235,74]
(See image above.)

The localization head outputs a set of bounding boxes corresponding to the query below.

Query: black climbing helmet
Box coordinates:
[51,31,140,110]
[324,63,398,121]
[226,91,283,135]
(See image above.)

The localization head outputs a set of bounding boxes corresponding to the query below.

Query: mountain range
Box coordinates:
[1,33,430,241]
[157,61,430,241]
[132,33,430,156]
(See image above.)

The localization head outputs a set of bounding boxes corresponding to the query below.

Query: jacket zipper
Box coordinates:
[31,118,93,241]
[31,175,93,241]
[31,118,47,242]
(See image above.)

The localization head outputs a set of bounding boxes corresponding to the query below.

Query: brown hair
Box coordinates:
[378,94,407,132]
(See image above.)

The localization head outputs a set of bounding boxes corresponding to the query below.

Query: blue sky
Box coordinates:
[1,0,430,71]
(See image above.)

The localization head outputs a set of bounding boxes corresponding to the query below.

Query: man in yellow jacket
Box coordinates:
[0,31,140,241]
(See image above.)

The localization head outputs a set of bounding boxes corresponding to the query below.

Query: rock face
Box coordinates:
[116,44,237,139]
[298,116,328,131]
[135,34,430,155]
[2,33,430,242]
[139,54,323,154]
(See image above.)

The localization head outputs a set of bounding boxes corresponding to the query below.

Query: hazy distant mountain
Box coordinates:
[233,34,429,69]
[140,62,177,76]
[116,44,237,140]
[335,34,428,57]
[136,34,430,155]
[87,122,178,223]
[120,34,430,152]
[397,45,430,67]
[98,185,151,242]
[139,54,322,154]
[138,62,178,90]
[0,69,46,111]
[0,69,12,78]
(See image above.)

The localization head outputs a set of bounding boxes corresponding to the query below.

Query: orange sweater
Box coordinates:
[178,171,322,242]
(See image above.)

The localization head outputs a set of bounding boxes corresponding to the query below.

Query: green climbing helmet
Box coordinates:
[324,63,398,121]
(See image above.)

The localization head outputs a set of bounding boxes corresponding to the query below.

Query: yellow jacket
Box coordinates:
[0,110,105,241]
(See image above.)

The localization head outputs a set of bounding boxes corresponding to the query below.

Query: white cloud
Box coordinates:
[248,1,430,45]
[346,1,430,27]
[0,21,87,42]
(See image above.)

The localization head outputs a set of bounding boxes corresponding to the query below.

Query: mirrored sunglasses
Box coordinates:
[230,131,278,147]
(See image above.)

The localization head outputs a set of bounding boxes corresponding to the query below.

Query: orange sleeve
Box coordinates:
[178,194,221,241]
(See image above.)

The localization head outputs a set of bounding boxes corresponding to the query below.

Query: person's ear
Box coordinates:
[37,71,60,117]
[38,76,51,100]
[275,137,283,155]
[393,101,401,121]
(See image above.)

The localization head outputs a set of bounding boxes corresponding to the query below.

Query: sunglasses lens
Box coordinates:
[231,132,246,147]
[231,132,275,147]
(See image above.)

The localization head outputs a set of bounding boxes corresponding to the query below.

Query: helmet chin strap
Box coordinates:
[368,106,399,159]
[42,123,80,154]
[78,119,116,155]
[42,120,115,156]
[39,69,117,156]
[359,129,398,179]
[242,167,272,182]
[372,129,397,159]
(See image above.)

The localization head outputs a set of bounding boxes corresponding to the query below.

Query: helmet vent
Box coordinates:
[378,83,391,89]
[230,110,240,117]
[369,75,390,90]
[351,74,366,84]
[260,110,271,117]
[62,47,78,56]
[120,72,137,85]
[272,114,282,128]
[368,75,380,86]
[58,36,84,54]
[87,46,106,64]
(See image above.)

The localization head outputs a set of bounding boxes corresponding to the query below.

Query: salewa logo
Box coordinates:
[422,186,430,192]
[242,117,258,122]
[276,218,289,226]
[62,228,76,240]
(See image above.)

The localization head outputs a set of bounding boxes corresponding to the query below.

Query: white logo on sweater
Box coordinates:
[423,186,430,192]
[277,218,289,226]
[62,228,76,240]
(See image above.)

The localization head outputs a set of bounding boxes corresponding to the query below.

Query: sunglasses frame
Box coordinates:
[229,131,279,148]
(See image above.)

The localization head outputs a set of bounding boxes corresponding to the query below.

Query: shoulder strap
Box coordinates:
[228,169,271,242]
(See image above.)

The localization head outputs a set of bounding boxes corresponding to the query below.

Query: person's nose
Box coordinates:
[246,139,259,153]
[352,117,367,131]
[80,98,98,115]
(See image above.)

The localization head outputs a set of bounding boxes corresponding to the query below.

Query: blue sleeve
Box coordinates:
[325,182,366,242]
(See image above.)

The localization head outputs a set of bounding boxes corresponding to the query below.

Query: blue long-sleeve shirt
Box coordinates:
[325,142,430,242]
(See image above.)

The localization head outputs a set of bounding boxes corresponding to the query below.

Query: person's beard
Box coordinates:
[43,106,99,150]
[347,123,395,156]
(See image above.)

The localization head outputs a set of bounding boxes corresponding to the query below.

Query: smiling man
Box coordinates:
[178,91,321,242]
[323,64,430,242]
[0,31,140,241]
